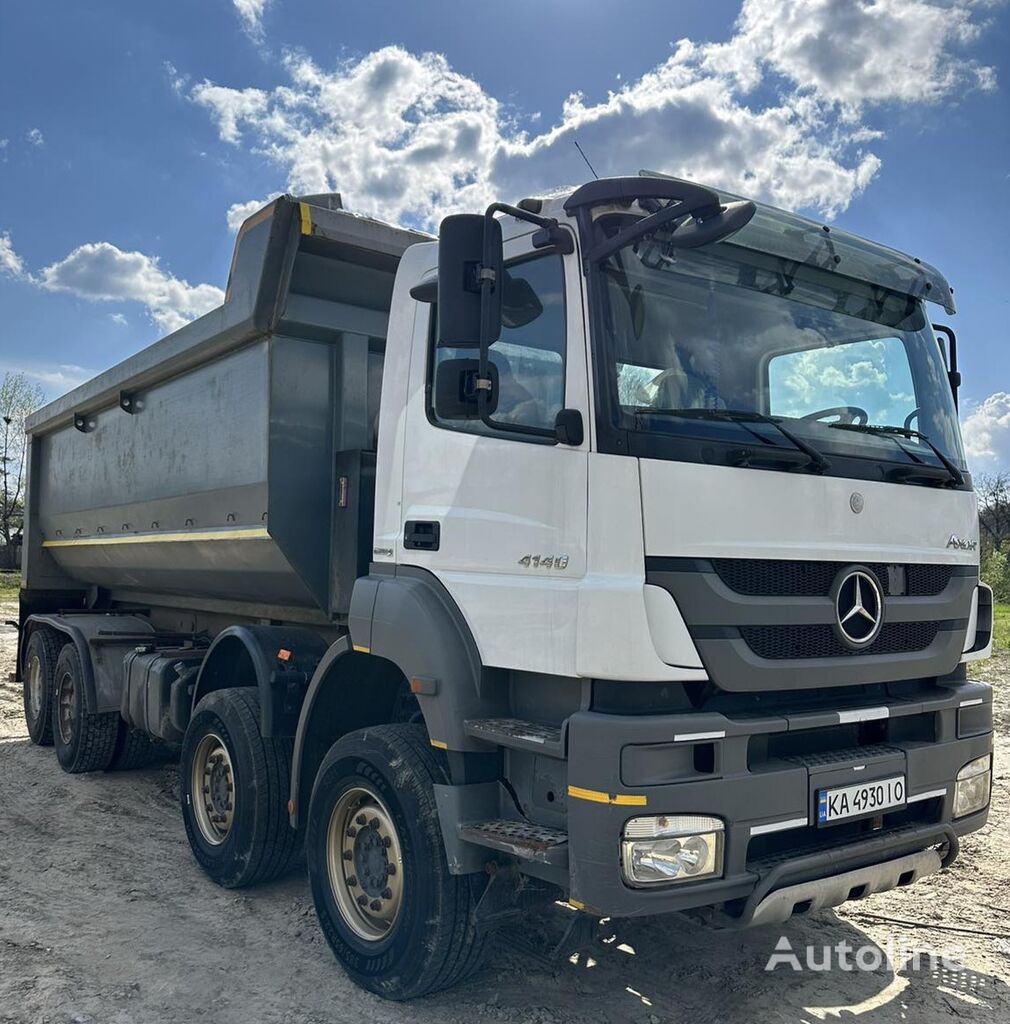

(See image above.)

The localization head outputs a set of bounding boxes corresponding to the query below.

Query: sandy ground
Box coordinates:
[1,600,1009,1024]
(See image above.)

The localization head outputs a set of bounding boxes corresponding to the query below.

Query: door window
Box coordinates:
[429,254,566,436]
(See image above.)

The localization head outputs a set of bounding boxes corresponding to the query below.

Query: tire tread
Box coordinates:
[53,644,119,774]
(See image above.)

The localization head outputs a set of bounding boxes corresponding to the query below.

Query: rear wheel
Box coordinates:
[180,687,301,888]
[306,724,487,1000]
[52,644,119,773]
[108,722,167,770]
[22,628,64,746]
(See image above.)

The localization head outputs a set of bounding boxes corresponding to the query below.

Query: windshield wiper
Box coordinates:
[640,408,831,473]
[829,423,965,487]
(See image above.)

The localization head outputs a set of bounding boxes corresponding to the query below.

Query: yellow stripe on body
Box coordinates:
[567,785,648,807]
[42,527,271,548]
[430,739,448,750]
[298,202,312,235]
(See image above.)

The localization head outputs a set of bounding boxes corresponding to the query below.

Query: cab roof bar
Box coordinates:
[563,176,721,213]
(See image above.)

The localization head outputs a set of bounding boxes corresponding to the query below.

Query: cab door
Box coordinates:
[399,234,590,677]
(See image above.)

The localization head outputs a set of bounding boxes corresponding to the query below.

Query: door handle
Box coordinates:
[404,520,441,551]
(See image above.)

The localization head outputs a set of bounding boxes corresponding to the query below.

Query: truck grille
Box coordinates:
[711,559,955,598]
[739,621,941,660]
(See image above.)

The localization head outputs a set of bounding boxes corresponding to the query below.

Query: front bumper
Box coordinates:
[564,679,992,919]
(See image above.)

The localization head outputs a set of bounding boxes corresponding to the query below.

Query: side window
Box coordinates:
[430,254,566,435]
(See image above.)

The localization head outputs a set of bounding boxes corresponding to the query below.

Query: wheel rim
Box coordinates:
[326,786,404,942]
[191,733,236,845]
[57,671,75,745]
[26,653,43,722]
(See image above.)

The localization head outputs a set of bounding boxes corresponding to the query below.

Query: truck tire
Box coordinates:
[22,628,64,746]
[180,687,301,888]
[108,722,166,771]
[52,644,120,773]
[306,724,487,1000]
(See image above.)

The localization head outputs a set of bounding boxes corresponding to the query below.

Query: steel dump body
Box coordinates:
[22,197,427,621]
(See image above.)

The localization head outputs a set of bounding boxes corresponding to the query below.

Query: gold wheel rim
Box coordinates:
[26,653,43,722]
[191,733,235,845]
[326,786,404,942]
[57,671,75,745]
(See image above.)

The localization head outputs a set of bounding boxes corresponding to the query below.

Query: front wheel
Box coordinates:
[180,687,301,888]
[306,724,487,1000]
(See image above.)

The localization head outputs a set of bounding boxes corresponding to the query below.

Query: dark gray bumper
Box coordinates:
[564,680,992,919]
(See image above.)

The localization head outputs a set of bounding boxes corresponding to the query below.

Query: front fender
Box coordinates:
[349,565,504,752]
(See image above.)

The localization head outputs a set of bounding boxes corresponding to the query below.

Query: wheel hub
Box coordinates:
[26,653,43,721]
[57,671,75,745]
[327,787,404,942]
[191,733,235,845]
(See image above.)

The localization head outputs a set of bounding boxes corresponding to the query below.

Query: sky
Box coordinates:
[0,0,1008,471]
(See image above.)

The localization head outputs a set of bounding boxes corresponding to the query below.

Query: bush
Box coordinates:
[981,548,1010,603]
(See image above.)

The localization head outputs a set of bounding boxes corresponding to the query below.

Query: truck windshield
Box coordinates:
[591,215,967,483]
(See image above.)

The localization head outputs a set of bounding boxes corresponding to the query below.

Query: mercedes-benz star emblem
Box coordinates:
[834,569,883,647]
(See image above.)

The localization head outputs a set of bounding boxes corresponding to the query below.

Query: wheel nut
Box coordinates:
[342,850,353,861]
[386,864,396,876]
[346,826,357,838]
[382,835,392,849]
[346,876,357,888]
[369,817,380,830]
[382,888,392,900]
[370,900,382,911]
[357,894,369,907]
[355,813,367,826]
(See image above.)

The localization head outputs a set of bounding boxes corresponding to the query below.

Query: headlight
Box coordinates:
[621,814,724,887]
[953,755,991,818]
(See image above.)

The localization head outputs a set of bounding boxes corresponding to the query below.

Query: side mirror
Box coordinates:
[554,408,584,446]
[434,358,500,420]
[665,199,756,250]
[501,271,544,329]
[932,324,960,411]
[436,214,503,348]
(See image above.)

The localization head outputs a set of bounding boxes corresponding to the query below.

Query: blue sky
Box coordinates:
[1,0,1008,468]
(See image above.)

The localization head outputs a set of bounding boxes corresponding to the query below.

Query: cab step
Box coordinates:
[464,717,564,757]
[459,819,569,867]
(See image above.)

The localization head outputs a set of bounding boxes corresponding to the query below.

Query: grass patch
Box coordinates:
[993,604,1010,652]
[0,571,19,602]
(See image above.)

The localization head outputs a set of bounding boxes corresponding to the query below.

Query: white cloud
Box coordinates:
[0,231,26,279]
[226,192,283,232]
[39,243,224,333]
[27,128,44,147]
[233,0,268,38]
[109,312,128,325]
[962,393,1010,471]
[714,0,998,113]
[190,0,997,230]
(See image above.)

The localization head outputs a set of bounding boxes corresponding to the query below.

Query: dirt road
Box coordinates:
[2,602,1008,1023]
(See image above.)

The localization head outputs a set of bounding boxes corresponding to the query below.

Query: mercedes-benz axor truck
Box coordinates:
[16,175,993,999]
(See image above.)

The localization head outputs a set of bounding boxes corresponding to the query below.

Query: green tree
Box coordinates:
[1,372,46,569]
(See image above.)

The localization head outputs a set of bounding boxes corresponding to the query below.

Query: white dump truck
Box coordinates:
[17,175,993,999]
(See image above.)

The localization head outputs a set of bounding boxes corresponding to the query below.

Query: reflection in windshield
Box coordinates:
[601,233,966,472]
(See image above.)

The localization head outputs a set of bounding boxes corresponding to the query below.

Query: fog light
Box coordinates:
[621,815,724,887]
[953,755,991,818]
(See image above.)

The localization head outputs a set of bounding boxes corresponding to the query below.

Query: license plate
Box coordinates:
[817,775,906,825]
